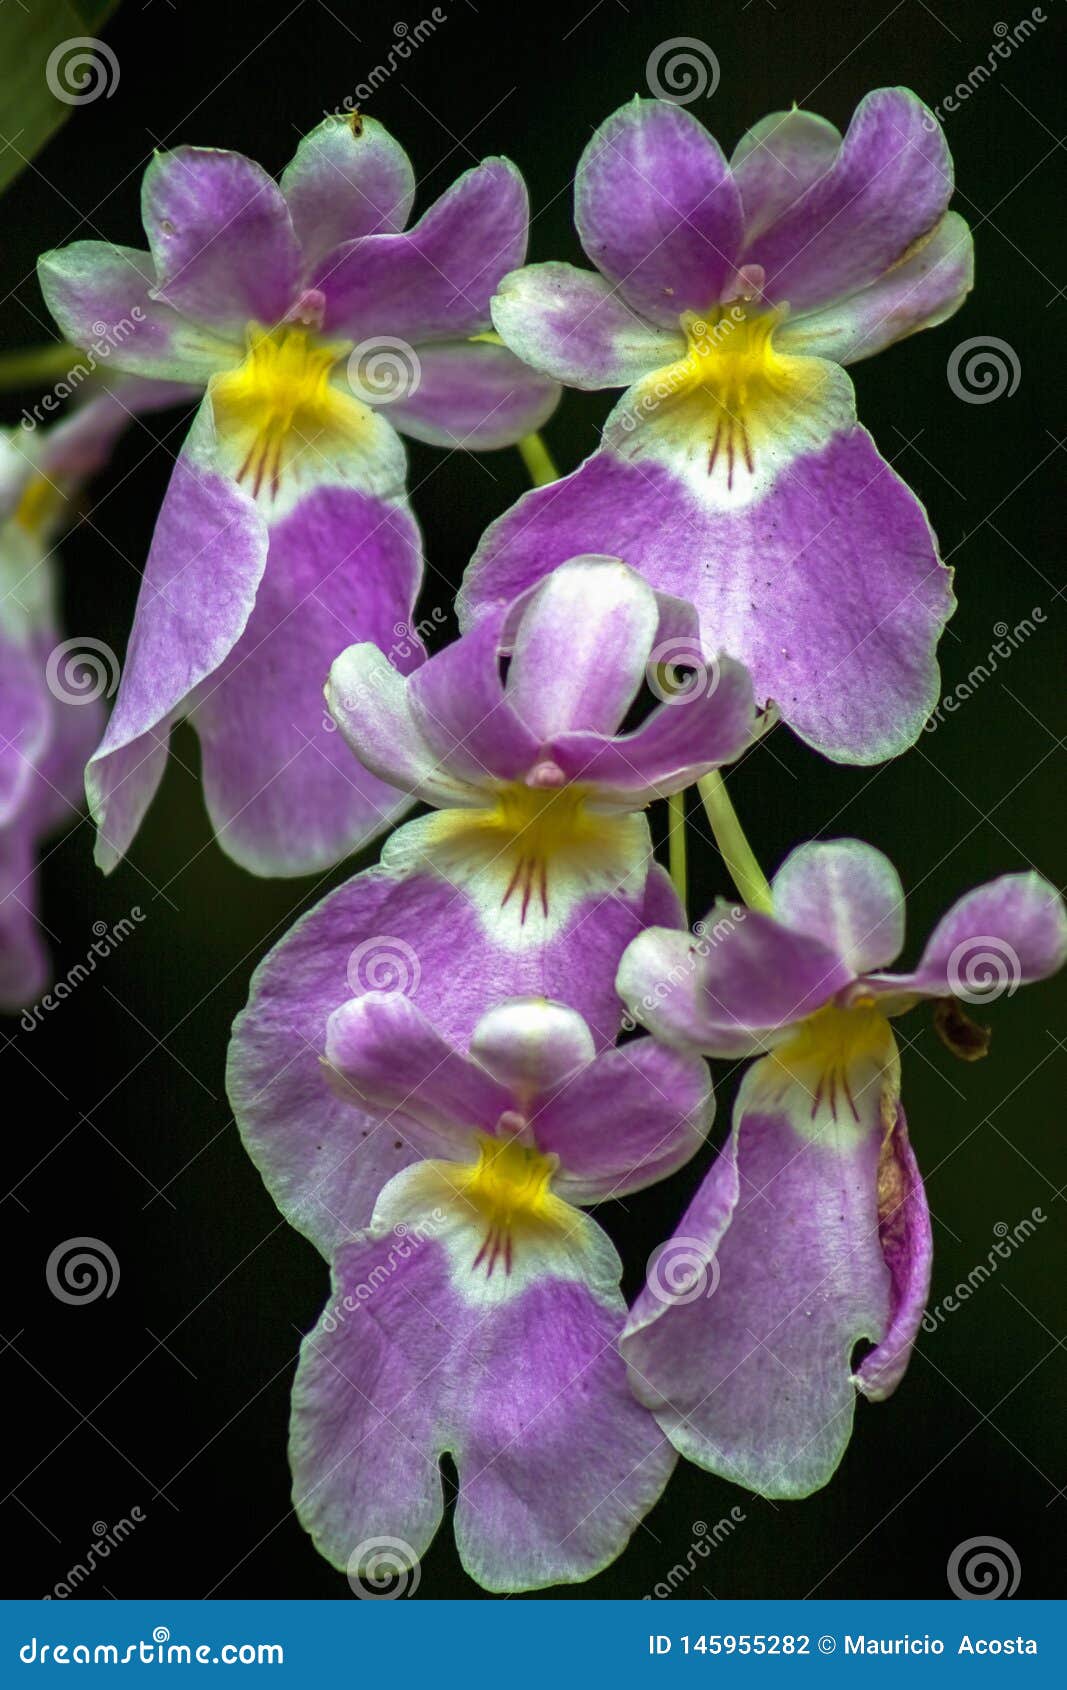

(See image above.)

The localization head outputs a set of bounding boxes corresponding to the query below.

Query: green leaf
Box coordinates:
[0,0,122,198]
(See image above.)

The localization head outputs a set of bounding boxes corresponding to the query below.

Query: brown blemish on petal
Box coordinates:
[933,996,992,1062]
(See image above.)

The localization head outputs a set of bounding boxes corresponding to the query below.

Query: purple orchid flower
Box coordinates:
[1,386,176,1008]
[38,115,559,876]
[227,556,753,1249]
[288,991,711,1591]
[460,90,973,766]
[326,555,758,965]
[615,839,1066,1498]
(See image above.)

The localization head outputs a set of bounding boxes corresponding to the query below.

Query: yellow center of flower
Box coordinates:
[422,779,638,925]
[14,472,64,536]
[211,324,365,499]
[454,1132,565,1277]
[765,1003,897,1129]
[643,303,829,490]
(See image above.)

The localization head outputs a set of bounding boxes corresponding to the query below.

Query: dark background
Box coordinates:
[1,0,1064,1601]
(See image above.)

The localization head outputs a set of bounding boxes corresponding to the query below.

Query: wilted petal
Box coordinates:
[855,1104,932,1400]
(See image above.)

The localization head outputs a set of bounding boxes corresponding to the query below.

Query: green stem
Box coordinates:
[667,788,688,913]
[517,431,559,487]
[0,342,82,389]
[697,770,773,913]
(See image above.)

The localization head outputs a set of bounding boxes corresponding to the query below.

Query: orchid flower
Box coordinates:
[288,992,711,1591]
[228,555,753,1247]
[616,839,1065,1498]
[38,115,558,876]
[326,555,758,980]
[461,90,973,765]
